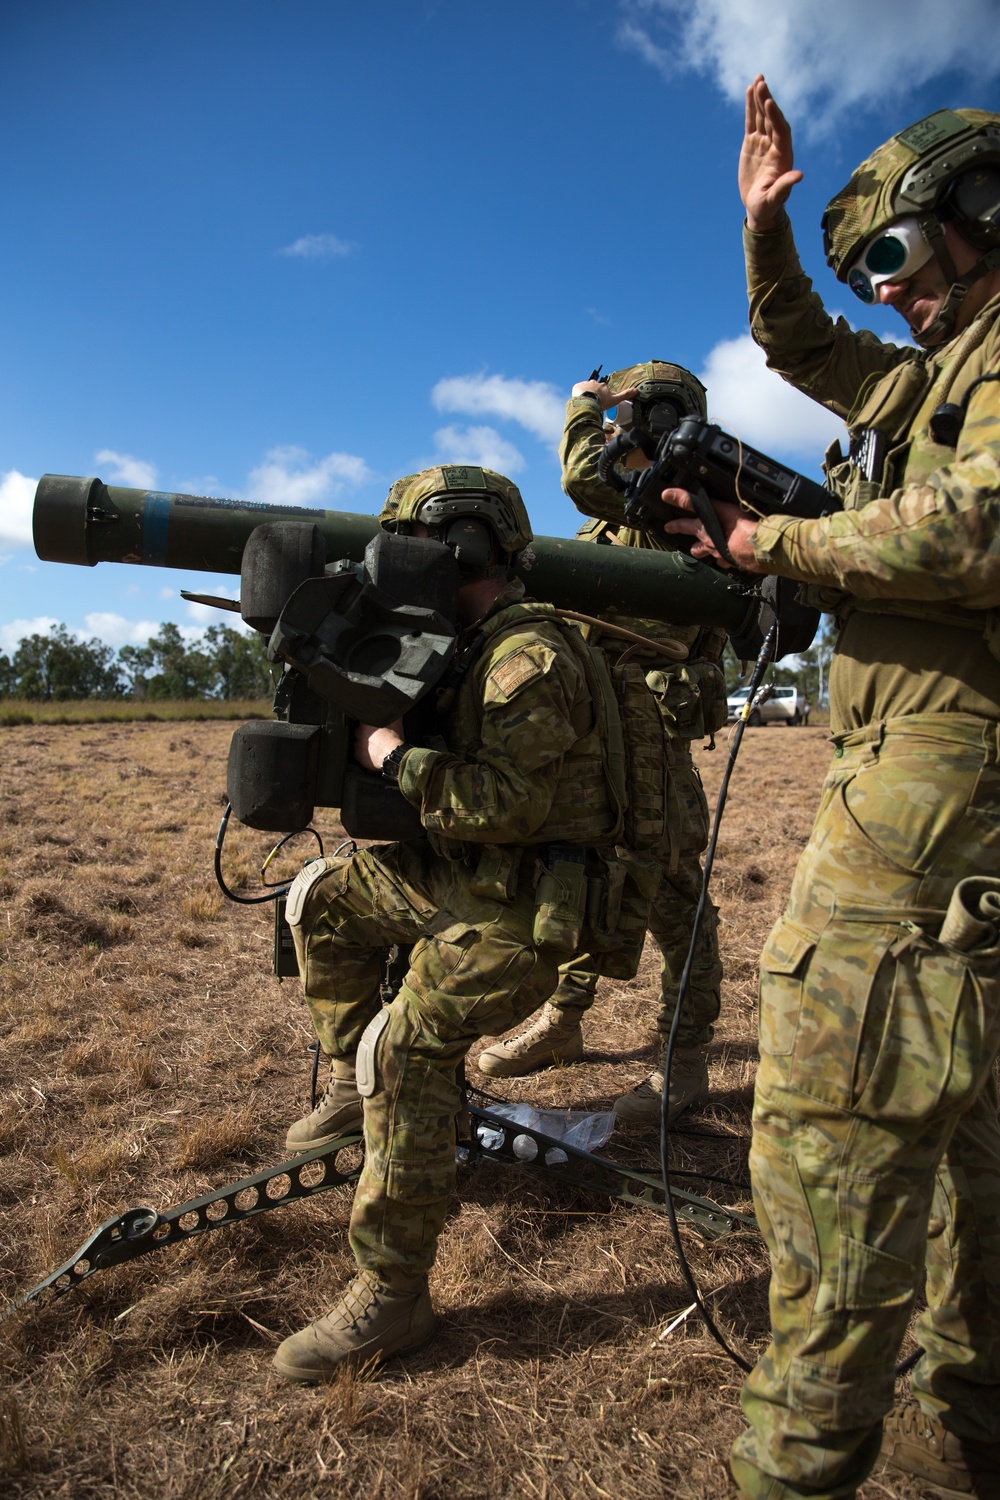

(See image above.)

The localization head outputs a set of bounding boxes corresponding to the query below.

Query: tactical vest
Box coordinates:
[815,296,1000,657]
[445,600,668,854]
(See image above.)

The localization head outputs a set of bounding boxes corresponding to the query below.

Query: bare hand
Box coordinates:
[353,720,404,772]
[571,379,639,413]
[739,75,803,232]
[662,488,764,573]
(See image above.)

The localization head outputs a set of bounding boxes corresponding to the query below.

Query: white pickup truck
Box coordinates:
[726,684,805,726]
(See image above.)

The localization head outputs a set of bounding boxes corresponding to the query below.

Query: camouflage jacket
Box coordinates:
[559,395,729,740]
[743,218,1000,730]
[397,582,616,852]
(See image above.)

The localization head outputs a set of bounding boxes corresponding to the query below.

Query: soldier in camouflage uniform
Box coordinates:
[666,77,1000,1499]
[273,465,651,1382]
[478,362,728,1126]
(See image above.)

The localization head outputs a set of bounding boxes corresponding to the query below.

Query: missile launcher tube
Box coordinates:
[32,473,757,634]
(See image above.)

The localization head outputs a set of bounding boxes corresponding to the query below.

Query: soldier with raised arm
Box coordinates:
[665,77,1000,1499]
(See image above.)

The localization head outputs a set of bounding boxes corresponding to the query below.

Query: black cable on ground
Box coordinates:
[657,622,778,1375]
[214,804,289,905]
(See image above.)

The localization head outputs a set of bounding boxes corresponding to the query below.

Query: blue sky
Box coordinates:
[3,0,1000,653]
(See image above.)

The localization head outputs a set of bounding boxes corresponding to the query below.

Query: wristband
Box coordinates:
[381,743,411,785]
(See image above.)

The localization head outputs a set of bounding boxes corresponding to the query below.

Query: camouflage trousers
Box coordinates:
[288,840,560,1281]
[731,714,1000,1499]
[551,746,721,1046]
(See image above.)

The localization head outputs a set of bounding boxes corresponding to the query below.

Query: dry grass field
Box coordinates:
[0,720,932,1499]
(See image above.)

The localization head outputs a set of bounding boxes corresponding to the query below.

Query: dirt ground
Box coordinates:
[0,720,933,1499]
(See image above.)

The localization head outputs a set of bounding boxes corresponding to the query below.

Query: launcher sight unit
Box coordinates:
[596,417,841,657]
[598,415,841,560]
[33,473,760,839]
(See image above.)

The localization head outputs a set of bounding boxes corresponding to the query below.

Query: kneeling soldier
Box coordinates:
[274,465,657,1381]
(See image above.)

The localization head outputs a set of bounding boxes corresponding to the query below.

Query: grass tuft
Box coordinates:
[176,1105,259,1169]
[0,1394,30,1474]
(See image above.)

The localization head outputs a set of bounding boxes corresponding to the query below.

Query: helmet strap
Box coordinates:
[914,248,1000,346]
[912,213,1000,346]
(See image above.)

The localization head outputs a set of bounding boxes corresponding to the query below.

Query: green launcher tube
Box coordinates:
[32,473,757,635]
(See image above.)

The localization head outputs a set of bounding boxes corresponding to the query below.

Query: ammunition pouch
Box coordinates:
[646,660,728,741]
[532,845,588,953]
[469,844,523,903]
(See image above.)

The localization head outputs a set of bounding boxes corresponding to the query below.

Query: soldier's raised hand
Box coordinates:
[739,75,803,232]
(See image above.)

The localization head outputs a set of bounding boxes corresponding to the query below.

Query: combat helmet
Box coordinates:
[822,108,1000,344]
[607,360,707,435]
[380,465,532,578]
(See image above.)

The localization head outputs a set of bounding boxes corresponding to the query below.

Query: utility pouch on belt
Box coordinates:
[940,875,1000,957]
[469,844,521,902]
[532,845,588,952]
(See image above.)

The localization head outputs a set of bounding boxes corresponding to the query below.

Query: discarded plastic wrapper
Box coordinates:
[473,1104,615,1166]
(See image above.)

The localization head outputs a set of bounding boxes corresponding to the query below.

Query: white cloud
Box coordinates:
[244,446,372,506]
[698,332,847,461]
[0,470,37,550]
[280,233,355,260]
[432,425,526,474]
[432,374,565,447]
[618,0,1000,134]
[0,616,59,654]
[95,449,158,489]
[174,474,223,497]
[179,579,243,627]
[81,613,163,648]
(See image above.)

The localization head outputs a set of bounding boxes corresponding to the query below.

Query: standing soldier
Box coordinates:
[667,78,1000,1500]
[478,363,728,1126]
[274,466,660,1381]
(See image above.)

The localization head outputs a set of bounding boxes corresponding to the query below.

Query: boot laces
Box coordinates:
[506,1006,574,1053]
[891,1398,940,1445]
[337,1271,383,1331]
[313,1068,351,1114]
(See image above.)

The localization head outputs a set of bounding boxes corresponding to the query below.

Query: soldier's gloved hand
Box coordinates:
[739,74,804,232]
[353,721,405,773]
[662,489,764,572]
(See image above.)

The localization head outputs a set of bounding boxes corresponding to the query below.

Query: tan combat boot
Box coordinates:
[613,1045,709,1125]
[477,1003,584,1078]
[880,1396,1000,1496]
[272,1269,438,1383]
[284,1057,364,1152]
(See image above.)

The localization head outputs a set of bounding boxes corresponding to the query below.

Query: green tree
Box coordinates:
[138,623,214,699]
[6,626,121,700]
[203,623,273,699]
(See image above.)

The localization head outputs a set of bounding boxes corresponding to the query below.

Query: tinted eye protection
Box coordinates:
[847,216,933,303]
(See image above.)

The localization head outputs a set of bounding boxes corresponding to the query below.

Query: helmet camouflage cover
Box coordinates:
[607,360,707,420]
[380,465,532,555]
[823,107,1000,277]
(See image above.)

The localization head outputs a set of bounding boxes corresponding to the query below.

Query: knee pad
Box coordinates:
[356,1007,392,1097]
[285,856,351,931]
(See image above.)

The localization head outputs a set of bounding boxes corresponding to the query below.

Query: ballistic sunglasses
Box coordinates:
[847,216,934,304]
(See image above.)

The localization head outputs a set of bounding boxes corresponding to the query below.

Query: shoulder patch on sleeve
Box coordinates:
[489,648,543,700]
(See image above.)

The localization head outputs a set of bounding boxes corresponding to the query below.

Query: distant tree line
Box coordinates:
[0,623,274,701]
